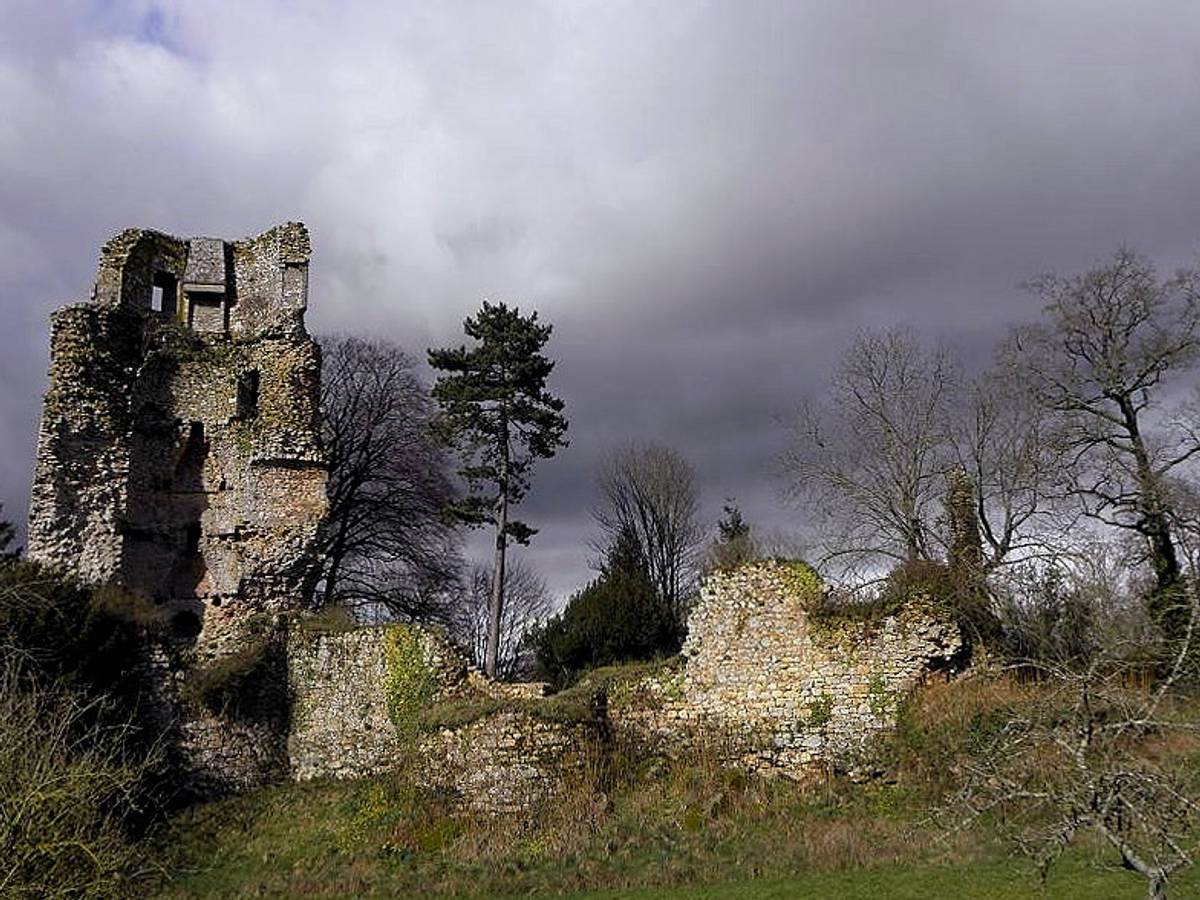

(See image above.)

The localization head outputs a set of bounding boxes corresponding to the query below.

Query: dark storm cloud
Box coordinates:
[4,1,1200,597]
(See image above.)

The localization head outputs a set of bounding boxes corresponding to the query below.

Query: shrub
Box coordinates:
[179,635,284,721]
[0,657,159,898]
[532,568,673,689]
[704,502,758,573]
[992,566,1101,667]
[0,560,156,708]
[880,559,997,645]
[532,527,676,688]
[293,604,359,634]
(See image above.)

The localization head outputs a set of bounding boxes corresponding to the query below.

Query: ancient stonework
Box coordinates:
[418,709,598,816]
[25,226,965,802]
[288,625,470,781]
[28,223,327,655]
[607,561,963,777]
[28,223,327,794]
[286,562,963,806]
[289,624,597,814]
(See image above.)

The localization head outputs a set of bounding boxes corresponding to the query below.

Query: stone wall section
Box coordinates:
[417,711,598,816]
[288,624,597,813]
[288,625,469,781]
[285,564,962,806]
[608,561,962,776]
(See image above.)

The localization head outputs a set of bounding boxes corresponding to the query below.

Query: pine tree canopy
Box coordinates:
[428,301,568,543]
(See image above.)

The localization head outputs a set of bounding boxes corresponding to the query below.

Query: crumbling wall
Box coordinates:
[286,562,961,806]
[608,561,963,776]
[28,222,326,656]
[289,623,597,814]
[28,223,328,793]
[288,625,470,781]
[419,710,598,816]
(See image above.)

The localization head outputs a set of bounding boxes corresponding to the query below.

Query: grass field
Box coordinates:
[570,859,1197,900]
[152,673,1200,899]
[152,766,1196,899]
[160,839,1196,899]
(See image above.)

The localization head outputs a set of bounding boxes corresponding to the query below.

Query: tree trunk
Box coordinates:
[1117,396,1184,639]
[486,496,507,678]
[323,519,350,607]
[1148,871,1168,900]
[485,425,510,679]
[1118,396,1181,594]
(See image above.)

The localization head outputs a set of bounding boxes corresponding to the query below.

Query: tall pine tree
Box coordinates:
[428,301,568,677]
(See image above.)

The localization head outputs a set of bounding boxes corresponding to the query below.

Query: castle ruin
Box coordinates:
[28,223,327,657]
[26,223,964,804]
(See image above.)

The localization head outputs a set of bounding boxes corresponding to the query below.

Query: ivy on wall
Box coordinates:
[383,624,438,738]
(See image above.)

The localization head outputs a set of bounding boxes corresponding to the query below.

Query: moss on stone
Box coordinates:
[292,605,359,635]
[868,675,895,719]
[417,686,595,734]
[772,559,824,602]
[383,624,438,738]
[807,693,833,728]
[416,658,681,734]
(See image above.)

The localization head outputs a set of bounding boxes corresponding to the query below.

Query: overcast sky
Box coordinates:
[4,1,1200,600]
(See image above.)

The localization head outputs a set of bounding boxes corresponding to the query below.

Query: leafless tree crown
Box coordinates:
[592,442,703,640]
[782,328,960,572]
[447,559,553,681]
[311,335,462,619]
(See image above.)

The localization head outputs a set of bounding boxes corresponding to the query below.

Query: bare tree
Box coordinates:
[940,578,1200,900]
[1000,249,1200,628]
[592,443,703,643]
[448,559,553,681]
[952,365,1070,571]
[311,335,462,619]
[782,329,958,573]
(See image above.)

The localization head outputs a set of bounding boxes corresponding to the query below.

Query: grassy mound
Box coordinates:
[149,668,1200,898]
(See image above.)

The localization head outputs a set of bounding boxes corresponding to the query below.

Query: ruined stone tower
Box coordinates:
[28,223,327,657]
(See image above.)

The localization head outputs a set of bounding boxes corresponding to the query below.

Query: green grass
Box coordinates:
[149,762,1200,900]
[149,672,1200,900]
[570,858,1196,899]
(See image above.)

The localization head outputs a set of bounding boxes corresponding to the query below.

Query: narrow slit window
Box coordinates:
[151,272,177,316]
[184,522,201,555]
[236,370,260,419]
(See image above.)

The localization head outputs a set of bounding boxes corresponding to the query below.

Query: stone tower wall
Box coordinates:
[28,223,326,658]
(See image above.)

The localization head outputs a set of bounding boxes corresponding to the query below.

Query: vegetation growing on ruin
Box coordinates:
[773,558,823,601]
[416,658,681,733]
[180,632,284,721]
[805,693,833,727]
[382,624,439,737]
[154,670,1200,899]
[291,604,359,635]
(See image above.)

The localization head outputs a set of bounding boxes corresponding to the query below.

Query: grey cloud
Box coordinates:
[4,1,1200,596]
